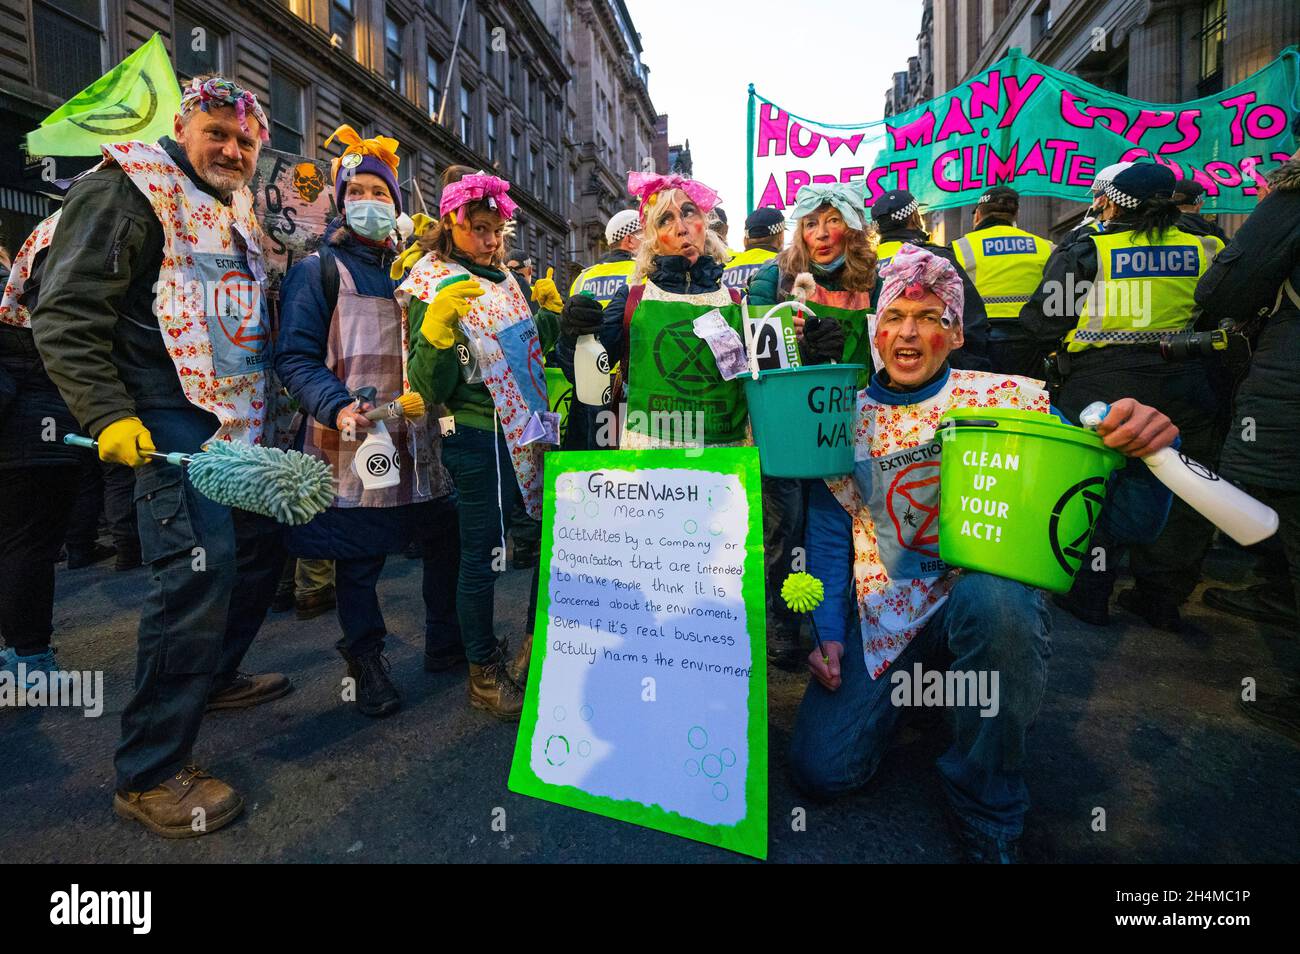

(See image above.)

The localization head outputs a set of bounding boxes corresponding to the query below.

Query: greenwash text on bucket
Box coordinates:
[743,364,864,479]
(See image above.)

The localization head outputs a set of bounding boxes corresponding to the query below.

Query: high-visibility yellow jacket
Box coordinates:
[569,256,638,307]
[952,224,1054,320]
[1066,226,1218,352]
[721,247,777,291]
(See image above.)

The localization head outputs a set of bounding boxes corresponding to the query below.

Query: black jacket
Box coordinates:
[1178,211,1228,243]
[875,225,992,370]
[0,322,86,469]
[30,138,232,438]
[1195,157,1300,490]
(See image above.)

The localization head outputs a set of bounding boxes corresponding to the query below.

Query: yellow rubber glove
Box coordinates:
[420,277,485,348]
[531,267,563,313]
[97,416,156,468]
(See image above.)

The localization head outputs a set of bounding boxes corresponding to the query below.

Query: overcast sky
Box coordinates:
[623,0,927,225]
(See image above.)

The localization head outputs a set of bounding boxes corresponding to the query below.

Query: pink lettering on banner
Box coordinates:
[1124,109,1175,144]
[967,70,1002,120]
[757,104,789,158]
[937,95,975,141]
[998,73,1044,128]
[758,174,785,209]
[1016,141,1049,177]
[785,170,811,204]
[890,159,917,190]
[840,166,865,183]
[986,143,1018,183]
[1205,161,1242,188]
[825,132,866,156]
[1067,152,1096,186]
[934,150,961,192]
[1060,90,1095,129]
[1190,167,1220,196]
[1247,104,1287,140]
[888,111,936,150]
[865,165,893,203]
[1160,110,1202,154]
[812,173,838,185]
[961,147,981,189]
[790,122,821,159]
[1045,138,1077,183]
[1221,92,1255,147]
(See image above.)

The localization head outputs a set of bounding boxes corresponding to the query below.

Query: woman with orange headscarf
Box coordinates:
[275,126,461,719]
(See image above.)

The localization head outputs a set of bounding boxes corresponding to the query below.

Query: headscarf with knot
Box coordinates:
[876,244,965,330]
[439,173,518,223]
[324,124,403,214]
[179,77,270,141]
[627,171,720,222]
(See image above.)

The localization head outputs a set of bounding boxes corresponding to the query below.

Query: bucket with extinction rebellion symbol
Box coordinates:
[936,407,1123,592]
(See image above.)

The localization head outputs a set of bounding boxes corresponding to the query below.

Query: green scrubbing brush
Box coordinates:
[64,434,336,526]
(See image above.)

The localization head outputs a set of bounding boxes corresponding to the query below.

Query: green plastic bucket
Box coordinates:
[743,364,863,478]
[937,407,1124,593]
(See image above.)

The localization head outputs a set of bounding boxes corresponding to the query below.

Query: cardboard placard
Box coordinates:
[509,448,768,859]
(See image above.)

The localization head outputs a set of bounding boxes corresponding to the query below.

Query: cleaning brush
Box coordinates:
[363,391,426,422]
[64,434,336,526]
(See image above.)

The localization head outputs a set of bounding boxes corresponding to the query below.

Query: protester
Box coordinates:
[790,244,1177,862]
[721,207,784,291]
[708,205,735,260]
[26,75,290,837]
[559,208,642,450]
[1172,178,1229,247]
[275,125,462,718]
[1,233,96,687]
[556,171,742,450]
[951,186,1054,376]
[1194,152,1300,738]
[403,165,557,718]
[1021,162,1222,631]
[870,188,991,370]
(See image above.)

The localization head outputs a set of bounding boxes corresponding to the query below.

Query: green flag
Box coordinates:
[26,33,181,157]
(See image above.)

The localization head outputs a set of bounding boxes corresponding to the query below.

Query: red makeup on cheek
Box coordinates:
[873,327,891,349]
[928,333,945,350]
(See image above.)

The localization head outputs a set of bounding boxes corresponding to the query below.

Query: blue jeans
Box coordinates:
[788,572,1052,839]
[116,407,283,792]
[439,424,539,664]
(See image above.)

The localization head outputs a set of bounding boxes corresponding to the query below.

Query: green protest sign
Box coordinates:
[27,33,182,157]
[748,47,1300,215]
[508,448,768,859]
[626,300,749,445]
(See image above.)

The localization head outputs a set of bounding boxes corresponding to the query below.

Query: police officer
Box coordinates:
[1021,162,1223,632]
[569,209,641,305]
[1054,162,1134,249]
[951,186,1053,376]
[721,207,784,291]
[1172,178,1228,251]
[558,209,642,450]
[871,189,991,370]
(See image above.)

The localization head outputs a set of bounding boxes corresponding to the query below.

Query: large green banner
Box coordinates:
[748,47,1300,216]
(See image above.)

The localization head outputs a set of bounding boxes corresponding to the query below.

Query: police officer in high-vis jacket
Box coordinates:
[1021,162,1223,633]
[952,186,1053,376]
[569,209,641,305]
[721,207,784,292]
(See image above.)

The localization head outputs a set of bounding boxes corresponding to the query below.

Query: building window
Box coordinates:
[33,0,104,99]
[385,11,405,94]
[509,129,520,178]
[329,0,354,55]
[529,147,538,192]
[479,13,490,68]
[1197,0,1227,96]
[545,160,554,206]
[487,108,500,164]
[175,7,225,80]
[426,49,443,119]
[568,165,576,205]
[459,83,474,147]
[270,68,305,153]
[1031,1,1052,46]
[340,108,368,139]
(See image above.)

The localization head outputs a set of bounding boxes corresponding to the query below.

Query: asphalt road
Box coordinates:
[3,542,1297,864]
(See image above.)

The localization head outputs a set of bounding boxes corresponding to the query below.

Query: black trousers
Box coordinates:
[0,465,82,655]
[1056,350,1223,605]
[65,457,138,553]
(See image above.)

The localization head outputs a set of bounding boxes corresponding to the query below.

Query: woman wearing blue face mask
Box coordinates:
[275,126,463,719]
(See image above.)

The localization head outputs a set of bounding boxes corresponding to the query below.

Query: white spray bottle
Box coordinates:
[1079,401,1278,546]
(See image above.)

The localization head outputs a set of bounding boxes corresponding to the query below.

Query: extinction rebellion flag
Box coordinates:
[26,32,182,157]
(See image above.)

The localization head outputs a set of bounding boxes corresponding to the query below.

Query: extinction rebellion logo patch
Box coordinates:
[653,321,716,395]
[1048,476,1108,575]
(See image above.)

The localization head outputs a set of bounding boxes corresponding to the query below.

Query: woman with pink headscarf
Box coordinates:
[555,171,743,449]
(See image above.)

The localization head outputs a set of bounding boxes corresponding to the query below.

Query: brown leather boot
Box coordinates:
[506,633,533,688]
[206,671,293,711]
[468,650,525,720]
[113,765,244,838]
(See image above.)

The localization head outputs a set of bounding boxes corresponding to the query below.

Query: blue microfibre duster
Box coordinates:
[65,434,336,526]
